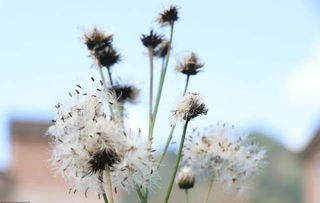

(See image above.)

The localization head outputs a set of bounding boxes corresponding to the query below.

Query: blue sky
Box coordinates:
[0,0,320,170]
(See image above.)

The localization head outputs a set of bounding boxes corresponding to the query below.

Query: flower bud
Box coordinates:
[177,167,195,190]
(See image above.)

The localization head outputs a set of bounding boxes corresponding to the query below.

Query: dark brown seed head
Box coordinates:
[110,84,140,104]
[154,40,170,58]
[176,53,204,76]
[156,6,179,26]
[83,27,113,51]
[88,149,121,174]
[93,46,121,68]
[141,30,163,49]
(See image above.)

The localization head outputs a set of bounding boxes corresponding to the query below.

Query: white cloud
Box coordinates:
[284,127,310,151]
[285,43,320,105]
[282,41,320,151]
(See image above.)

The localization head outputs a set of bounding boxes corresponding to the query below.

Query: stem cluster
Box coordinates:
[96,8,203,203]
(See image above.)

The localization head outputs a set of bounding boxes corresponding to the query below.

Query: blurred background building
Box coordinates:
[0,120,110,203]
[303,130,320,203]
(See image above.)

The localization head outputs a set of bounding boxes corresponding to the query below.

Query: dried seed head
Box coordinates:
[156,5,179,26]
[93,46,121,68]
[154,40,170,58]
[83,27,113,51]
[172,92,208,122]
[176,52,204,75]
[88,149,121,174]
[141,30,164,49]
[182,125,266,191]
[47,85,125,194]
[84,27,121,68]
[48,84,159,195]
[111,130,160,192]
[109,84,140,104]
[177,167,195,190]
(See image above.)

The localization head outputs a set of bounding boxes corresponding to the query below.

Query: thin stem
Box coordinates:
[158,72,191,166]
[104,168,114,203]
[158,124,176,165]
[98,66,115,118]
[164,119,189,203]
[183,75,190,95]
[99,66,107,85]
[157,57,166,86]
[143,47,155,203]
[106,66,114,86]
[150,23,175,136]
[204,175,214,203]
[185,190,190,203]
[102,193,109,203]
[136,187,144,203]
[118,103,124,126]
[161,57,166,71]
[99,178,109,203]
[144,189,149,203]
[148,47,154,140]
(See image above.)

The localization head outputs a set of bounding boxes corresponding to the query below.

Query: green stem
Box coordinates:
[148,47,154,140]
[158,73,191,166]
[150,23,175,137]
[185,190,190,203]
[164,119,189,203]
[161,57,166,71]
[98,65,108,89]
[143,47,155,203]
[204,175,214,203]
[98,66,115,119]
[158,124,176,165]
[102,193,109,203]
[136,187,144,203]
[106,66,114,86]
[183,75,190,95]
[157,57,166,85]
[144,189,149,203]
[118,103,124,126]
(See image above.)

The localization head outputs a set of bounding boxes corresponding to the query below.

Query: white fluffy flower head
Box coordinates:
[111,129,160,192]
[182,124,266,190]
[47,81,159,196]
[172,92,208,123]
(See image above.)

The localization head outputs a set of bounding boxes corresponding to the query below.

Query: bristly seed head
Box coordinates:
[176,52,204,75]
[172,92,208,122]
[177,167,195,190]
[93,46,121,68]
[141,30,164,49]
[84,27,121,68]
[154,40,170,58]
[109,84,140,104]
[48,85,159,194]
[182,125,266,192]
[88,149,121,174]
[83,27,113,51]
[156,5,179,26]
